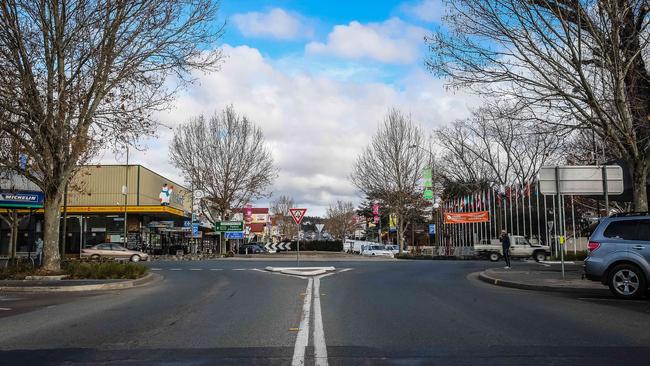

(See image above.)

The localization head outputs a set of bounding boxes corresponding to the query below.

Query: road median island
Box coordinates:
[477,267,610,295]
[0,272,161,292]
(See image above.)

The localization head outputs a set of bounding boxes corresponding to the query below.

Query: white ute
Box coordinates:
[474,235,551,262]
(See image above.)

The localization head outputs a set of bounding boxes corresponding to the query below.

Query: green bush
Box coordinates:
[287,240,343,252]
[0,261,38,280]
[63,261,148,279]
[551,251,588,261]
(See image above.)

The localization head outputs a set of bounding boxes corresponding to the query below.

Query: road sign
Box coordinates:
[215,221,244,232]
[192,223,199,237]
[315,223,324,232]
[224,231,244,239]
[423,189,434,200]
[539,165,624,195]
[289,208,307,225]
[429,224,436,235]
[265,242,292,251]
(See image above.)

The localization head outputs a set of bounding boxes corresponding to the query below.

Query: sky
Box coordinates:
[100,0,477,216]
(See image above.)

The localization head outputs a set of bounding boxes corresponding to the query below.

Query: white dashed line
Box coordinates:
[210,269,223,271]
[0,307,12,311]
[150,268,162,271]
[169,268,182,271]
[189,268,202,271]
[232,269,246,271]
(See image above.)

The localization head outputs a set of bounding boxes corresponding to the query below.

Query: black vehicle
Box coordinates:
[238,244,265,255]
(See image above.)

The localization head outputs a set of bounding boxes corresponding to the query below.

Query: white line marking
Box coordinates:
[169,268,182,271]
[313,277,328,366]
[189,268,202,271]
[339,268,353,273]
[0,307,12,311]
[250,268,266,272]
[210,269,223,271]
[292,278,313,366]
[150,268,162,271]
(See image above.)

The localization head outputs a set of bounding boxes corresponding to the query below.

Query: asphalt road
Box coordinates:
[1,259,650,365]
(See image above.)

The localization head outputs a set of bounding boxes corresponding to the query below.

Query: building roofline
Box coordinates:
[77,164,188,191]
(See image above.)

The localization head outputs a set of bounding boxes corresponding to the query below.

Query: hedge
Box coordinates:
[286,240,343,252]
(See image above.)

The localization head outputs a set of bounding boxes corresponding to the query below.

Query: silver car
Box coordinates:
[81,243,149,262]
[584,213,650,299]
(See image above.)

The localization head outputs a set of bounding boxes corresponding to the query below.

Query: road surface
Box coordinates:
[1,259,649,365]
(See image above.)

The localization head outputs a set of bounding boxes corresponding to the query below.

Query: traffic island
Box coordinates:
[478,267,610,295]
[265,266,336,276]
[0,272,161,292]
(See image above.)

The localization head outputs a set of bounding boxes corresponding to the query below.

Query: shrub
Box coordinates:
[286,240,343,252]
[63,261,148,279]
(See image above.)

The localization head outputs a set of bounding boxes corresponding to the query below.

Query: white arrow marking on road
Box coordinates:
[292,277,313,366]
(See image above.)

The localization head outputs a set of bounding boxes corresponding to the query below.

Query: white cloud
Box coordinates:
[101,45,475,216]
[231,8,312,40]
[401,0,445,23]
[305,17,427,64]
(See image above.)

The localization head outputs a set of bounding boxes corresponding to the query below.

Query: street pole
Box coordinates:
[123,145,129,247]
[296,222,300,266]
[571,195,577,255]
[602,165,609,216]
[555,166,565,280]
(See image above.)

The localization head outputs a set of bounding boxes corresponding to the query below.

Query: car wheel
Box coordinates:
[534,251,547,262]
[90,254,100,261]
[489,252,500,262]
[130,255,141,263]
[608,264,646,300]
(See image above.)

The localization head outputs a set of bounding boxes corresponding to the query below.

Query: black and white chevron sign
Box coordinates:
[265,242,292,251]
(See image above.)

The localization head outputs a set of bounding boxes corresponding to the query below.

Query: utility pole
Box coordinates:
[123,145,129,247]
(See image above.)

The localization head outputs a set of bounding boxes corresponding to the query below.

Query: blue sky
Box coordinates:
[105,0,475,216]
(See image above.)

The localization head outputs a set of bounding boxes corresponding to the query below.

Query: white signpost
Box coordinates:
[315,223,324,240]
[539,165,624,279]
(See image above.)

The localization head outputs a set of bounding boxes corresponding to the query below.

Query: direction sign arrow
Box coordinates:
[289,208,307,225]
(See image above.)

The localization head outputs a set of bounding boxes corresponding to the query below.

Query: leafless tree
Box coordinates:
[0,1,224,271]
[350,109,430,253]
[170,106,277,226]
[325,200,356,240]
[428,0,650,210]
[270,195,297,240]
[436,104,564,188]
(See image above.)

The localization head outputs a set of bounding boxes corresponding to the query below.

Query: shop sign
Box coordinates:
[0,190,44,208]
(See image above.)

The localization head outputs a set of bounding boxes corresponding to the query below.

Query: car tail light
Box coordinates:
[587,241,601,252]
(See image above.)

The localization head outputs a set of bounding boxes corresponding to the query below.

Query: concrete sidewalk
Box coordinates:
[478,265,610,295]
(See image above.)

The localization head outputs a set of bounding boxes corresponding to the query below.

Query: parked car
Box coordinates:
[362,245,394,257]
[385,245,401,255]
[81,243,149,262]
[474,235,550,262]
[238,244,265,255]
[584,213,650,299]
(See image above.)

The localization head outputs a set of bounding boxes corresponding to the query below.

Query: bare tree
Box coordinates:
[325,200,356,240]
[428,0,650,210]
[350,109,429,253]
[0,1,224,271]
[170,106,277,226]
[271,195,297,240]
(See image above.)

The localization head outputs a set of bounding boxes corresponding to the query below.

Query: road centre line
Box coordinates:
[0,308,12,311]
[292,278,313,366]
[312,277,328,366]
[150,268,162,271]
[169,268,182,271]
[189,268,202,271]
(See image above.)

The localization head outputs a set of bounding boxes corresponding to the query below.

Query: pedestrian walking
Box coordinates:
[499,229,511,269]
[35,237,44,267]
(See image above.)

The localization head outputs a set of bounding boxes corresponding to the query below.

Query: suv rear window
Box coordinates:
[603,219,650,240]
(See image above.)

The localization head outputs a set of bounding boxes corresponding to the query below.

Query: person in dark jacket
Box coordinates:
[499,230,511,269]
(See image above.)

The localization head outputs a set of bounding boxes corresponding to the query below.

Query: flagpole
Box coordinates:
[536,180,541,244]
[515,184,520,236]
[543,193,548,247]
[571,195,577,255]
[509,186,514,234]
[521,182,526,238]
[528,181,533,240]
[552,195,557,257]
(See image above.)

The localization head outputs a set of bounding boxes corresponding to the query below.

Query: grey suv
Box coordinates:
[585,213,650,299]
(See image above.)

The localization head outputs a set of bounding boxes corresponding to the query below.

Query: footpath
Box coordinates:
[478,262,610,295]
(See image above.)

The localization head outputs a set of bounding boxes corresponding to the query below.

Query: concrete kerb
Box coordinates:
[265,266,336,277]
[477,270,609,295]
[0,272,162,293]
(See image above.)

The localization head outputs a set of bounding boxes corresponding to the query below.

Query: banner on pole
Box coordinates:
[444,211,489,224]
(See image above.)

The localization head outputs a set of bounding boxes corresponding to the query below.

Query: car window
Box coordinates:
[111,244,126,251]
[603,220,640,240]
[636,220,650,241]
[96,244,110,250]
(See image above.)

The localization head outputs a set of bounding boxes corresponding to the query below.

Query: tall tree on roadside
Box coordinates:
[350,109,429,253]
[428,0,650,210]
[271,195,297,240]
[0,1,224,271]
[325,200,356,240]
[170,106,277,225]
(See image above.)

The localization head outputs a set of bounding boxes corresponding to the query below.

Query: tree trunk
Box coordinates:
[42,195,63,271]
[397,215,405,254]
[631,160,649,212]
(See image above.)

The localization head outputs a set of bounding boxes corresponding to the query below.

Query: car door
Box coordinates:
[110,244,129,259]
[630,219,650,269]
[95,244,112,257]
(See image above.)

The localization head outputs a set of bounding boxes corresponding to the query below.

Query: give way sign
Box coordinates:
[289,208,307,225]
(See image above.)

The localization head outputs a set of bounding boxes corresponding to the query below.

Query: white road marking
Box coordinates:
[292,278,313,366]
[150,268,162,271]
[232,269,247,271]
[250,268,266,272]
[339,268,353,273]
[209,269,223,271]
[169,268,182,271]
[0,307,12,311]
[313,277,328,366]
[189,268,202,271]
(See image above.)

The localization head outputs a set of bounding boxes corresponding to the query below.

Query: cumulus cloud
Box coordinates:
[101,45,475,215]
[401,0,445,23]
[305,17,427,64]
[231,8,312,40]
